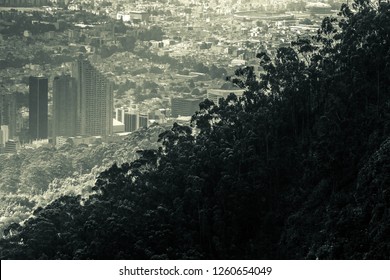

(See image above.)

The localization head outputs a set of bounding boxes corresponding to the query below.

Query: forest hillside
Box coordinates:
[1,0,390,259]
[0,125,167,238]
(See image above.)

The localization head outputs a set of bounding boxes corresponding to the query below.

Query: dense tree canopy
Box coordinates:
[0,125,166,240]
[1,0,390,259]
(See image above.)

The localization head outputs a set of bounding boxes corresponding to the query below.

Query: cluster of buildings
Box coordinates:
[0,0,346,154]
[116,11,150,23]
[38,57,113,145]
[0,56,115,153]
[114,106,149,134]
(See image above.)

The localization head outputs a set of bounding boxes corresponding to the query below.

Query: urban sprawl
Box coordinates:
[0,0,342,153]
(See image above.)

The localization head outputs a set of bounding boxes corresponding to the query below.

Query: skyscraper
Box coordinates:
[72,58,113,136]
[0,91,17,140]
[52,74,77,139]
[29,76,48,140]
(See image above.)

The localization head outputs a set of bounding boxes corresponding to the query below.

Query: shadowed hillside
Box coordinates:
[1,0,390,259]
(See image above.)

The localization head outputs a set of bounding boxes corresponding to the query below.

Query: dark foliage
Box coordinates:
[1,0,390,259]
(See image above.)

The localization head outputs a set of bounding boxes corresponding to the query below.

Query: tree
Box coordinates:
[2,0,390,260]
[119,36,136,52]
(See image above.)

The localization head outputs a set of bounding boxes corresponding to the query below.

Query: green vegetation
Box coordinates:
[0,125,166,239]
[1,0,390,259]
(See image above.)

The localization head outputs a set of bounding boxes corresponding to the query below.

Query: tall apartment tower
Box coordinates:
[52,74,78,139]
[72,58,113,136]
[29,76,48,140]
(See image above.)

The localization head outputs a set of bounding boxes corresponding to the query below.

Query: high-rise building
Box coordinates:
[0,125,8,148]
[0,92,17,139]
[72,58,113,136]
[52,75,78,139]
[29,76,48,140]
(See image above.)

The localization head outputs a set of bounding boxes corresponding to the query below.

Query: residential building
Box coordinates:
[207,88,245,106]
[171,97,202,117]
[29,76,48,140]
[52,74,78,140]
[129,11,150,23]
[123,111,149,132]
[72,58,113,137]
[0,92,17,139]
